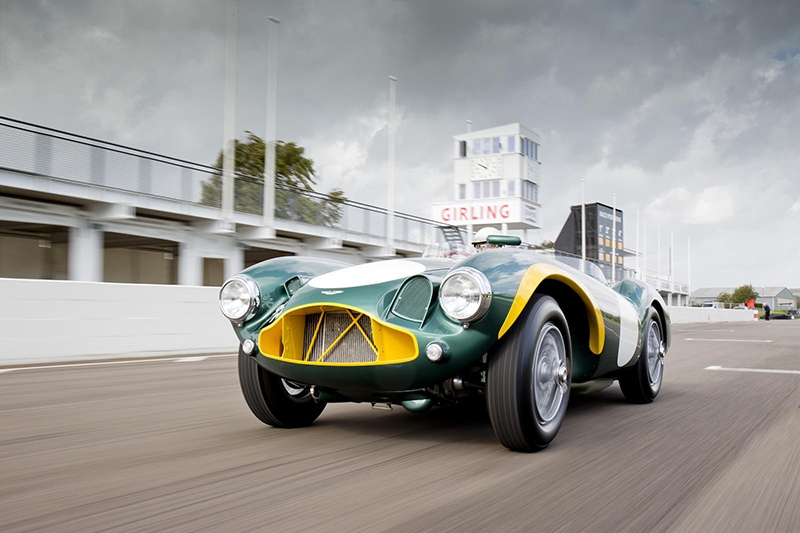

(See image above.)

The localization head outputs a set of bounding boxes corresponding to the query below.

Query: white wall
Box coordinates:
[0,278,235,366]
[0,278,760,367]
[667,306,758,324]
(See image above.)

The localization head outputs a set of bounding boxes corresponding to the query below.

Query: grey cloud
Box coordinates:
[2,0,800,287]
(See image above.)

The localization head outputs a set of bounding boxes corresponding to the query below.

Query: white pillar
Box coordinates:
[178,239,203,286]
[224,241,245,281]
[501,222,508,234]
[387,76,397,249]
[221,0,238,224]
[263,16,280,228]
[69,223,103,282]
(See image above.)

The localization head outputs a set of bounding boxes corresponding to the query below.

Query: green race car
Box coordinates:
[219,236,669,452]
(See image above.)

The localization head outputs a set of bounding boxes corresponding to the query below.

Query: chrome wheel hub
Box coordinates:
[532,323,568,424]
[646,322,664,386]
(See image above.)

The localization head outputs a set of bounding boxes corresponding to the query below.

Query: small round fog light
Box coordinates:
[426,342,446,363]
[242,339,256,355]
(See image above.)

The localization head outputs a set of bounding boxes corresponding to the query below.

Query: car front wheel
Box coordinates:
[238,346,326,428]
[487,295,571,452]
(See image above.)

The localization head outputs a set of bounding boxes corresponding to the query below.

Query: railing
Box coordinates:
[0,116,460,248]
[643,271,689,293]
[533,247,637,283]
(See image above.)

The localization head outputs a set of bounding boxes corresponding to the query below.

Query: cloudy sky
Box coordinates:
[1,0,799,290]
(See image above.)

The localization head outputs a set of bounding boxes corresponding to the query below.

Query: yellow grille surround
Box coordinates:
[258,304,419,366]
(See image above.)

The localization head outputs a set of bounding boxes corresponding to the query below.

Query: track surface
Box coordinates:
[2,321,799,532]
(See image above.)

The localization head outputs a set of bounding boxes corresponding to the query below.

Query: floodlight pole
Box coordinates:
[643,214,647,282]
[657,222,661,289]
[611,193,616,284]
[221,0,238,227]
[635,205,640,279]
[581,179,586,273]
[387,76,397,250]
[263,16,280,228]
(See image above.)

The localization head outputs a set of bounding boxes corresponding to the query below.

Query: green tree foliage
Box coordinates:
[730,284,758,304]
[716,292,732,304]
[200,132,346,225]
[535,240,555,249]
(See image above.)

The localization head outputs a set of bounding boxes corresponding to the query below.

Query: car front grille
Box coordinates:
[257,304,419,366]
[303,312,378,363]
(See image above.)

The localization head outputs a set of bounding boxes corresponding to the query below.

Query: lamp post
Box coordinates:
[263,16,280,228]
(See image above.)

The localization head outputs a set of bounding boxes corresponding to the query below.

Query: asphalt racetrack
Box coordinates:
[2,321,799,532]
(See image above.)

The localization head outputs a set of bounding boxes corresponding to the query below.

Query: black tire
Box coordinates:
[618,309,664,404]
[487,295,571,452]
[238,346,326,428]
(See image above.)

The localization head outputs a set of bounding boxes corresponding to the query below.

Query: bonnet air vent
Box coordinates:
[391,276,433,322]
[285,276,303,296]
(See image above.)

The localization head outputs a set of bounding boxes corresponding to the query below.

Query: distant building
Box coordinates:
[432,123,542,238]
[554,202,627,282]
[691,286,797,310]
[755,287,797,311]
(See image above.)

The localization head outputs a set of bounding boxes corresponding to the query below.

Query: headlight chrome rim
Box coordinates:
[439,266,492,324]
[219,274,261,323]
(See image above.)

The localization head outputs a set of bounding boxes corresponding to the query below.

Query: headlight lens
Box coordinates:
[219,275,260,322]
[439,267,492,323]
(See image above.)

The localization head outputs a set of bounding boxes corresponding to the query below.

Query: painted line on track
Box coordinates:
[685,338,772,343]
[705,365,800,376]
[0,353,236,374]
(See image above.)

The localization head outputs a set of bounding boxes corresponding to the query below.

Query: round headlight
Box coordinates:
[219,275,260,323]
[439,267,492,323]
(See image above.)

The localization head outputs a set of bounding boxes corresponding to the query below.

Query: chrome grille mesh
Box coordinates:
[303,312,377,363]
[392,276,432,322]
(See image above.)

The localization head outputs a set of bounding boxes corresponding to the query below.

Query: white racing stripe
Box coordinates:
[308,260,426,289]
[706,365,800,376]
[0,353,236,374]
[616,294,639,367]
[686,338,772,343]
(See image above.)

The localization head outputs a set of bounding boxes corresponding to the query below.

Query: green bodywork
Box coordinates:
[225,250,670,403]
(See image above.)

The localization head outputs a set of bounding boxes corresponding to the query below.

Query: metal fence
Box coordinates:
[0,116,458,247]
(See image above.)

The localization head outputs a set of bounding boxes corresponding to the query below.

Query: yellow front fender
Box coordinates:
[498,264,605,355]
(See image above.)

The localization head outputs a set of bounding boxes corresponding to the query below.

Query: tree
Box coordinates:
[201,132,345,225]
[717,292,732,304]
[534,240,555,250]
[730,284,758,304]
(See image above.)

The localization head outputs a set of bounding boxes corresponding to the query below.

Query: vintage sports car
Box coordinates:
[219,236,670,452]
